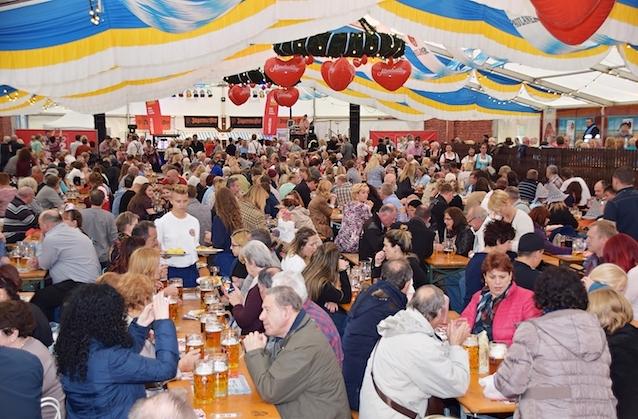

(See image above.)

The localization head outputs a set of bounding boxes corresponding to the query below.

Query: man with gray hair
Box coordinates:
[3,186,37,243]
[80,189,117,268]
[359,285,470,418]
[268,269,343,366]
[31,209,101,320]
[342,259,413,410]
[129,392,197,419]
[359,204,397,261]
[244,286,350,418]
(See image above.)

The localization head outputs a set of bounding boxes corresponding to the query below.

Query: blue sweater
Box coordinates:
[62,319,179,419]
[212,215,236,276]
[342,280,407,410]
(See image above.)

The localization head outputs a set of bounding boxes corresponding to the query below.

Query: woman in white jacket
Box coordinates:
[359,284,470,418]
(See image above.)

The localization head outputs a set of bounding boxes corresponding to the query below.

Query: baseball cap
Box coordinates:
[132,176,149,186]
[518,233,544,253]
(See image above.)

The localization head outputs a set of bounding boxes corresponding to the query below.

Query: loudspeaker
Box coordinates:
[93,113,107,143]
[127,124,137,133]
[349,103,360,149]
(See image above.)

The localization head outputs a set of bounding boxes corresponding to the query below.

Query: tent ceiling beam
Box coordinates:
[422,43,613,108]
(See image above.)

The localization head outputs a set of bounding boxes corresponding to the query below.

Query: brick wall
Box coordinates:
[0,117,11,138]
[423,118,492,142]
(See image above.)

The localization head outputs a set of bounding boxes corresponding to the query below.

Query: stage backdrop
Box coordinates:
[370,130,437,146]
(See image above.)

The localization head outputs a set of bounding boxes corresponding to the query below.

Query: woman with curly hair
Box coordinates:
[303,242,352,335]
[0,300,64,419]
[212,186,244,276]
[485,267,616,418]
[55,284,178,419]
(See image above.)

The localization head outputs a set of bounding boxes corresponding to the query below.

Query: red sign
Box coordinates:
[369,130,437,146]
[15,129,98,151]
[145,100,163,135]
[135,115,171,131]
[262,90,279,136]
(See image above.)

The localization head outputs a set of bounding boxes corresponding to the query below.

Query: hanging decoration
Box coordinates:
[320,57,355,91]
[273,87,299,107]
[273,19,405,59]
[530,0,616,45]
[223,70,273,86]
[371,59,412,91]
[228,84,251,105]
[264,56,306,88]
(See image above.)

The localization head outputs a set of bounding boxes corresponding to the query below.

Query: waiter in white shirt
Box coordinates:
[155,185,200,287]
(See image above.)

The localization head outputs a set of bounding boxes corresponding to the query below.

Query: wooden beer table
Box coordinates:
[9,262,47,290]
[457,372,516,419]
[167,295,280,418]
[424,253,469,284]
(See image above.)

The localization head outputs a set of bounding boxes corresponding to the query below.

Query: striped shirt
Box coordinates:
[518,179,539,203]
[3,196,37,243]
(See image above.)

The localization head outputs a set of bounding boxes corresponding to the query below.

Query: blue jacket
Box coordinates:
[604,187,638,242]
[62,319,179,419]
[212,215,236,277]
[341,280,407,410]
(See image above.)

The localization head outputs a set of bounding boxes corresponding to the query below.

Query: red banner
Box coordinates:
[135,115,171,132]
[370,130,437,146]
[15,129,98,151]
[262,91,279,136]
[145,100,163,135]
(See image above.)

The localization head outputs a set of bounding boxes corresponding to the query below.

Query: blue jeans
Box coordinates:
[443,270,466,314]
[168,264,199,288]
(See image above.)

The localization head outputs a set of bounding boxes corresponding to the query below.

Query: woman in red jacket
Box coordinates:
[461,253,541,345]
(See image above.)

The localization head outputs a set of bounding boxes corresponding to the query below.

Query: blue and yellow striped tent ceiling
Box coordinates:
[0,0,637,115]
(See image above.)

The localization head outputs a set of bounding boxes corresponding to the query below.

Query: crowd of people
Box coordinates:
[0,129,637,418]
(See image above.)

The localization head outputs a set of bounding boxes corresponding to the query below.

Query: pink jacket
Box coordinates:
[461,282,541,345]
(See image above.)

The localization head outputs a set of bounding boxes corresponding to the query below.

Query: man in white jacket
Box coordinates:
[359,285,470,419]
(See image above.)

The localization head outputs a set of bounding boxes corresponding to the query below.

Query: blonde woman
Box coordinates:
[303,242,351,335]
[584,263,628,293]
[364,155,385,189]
[239,183,268,231]
[308,179,335,240]
[588,288,638,419]
[480,189,534,252]
[396,161,416,199]
[335,183,372,253]
[372,226,427,289]
[114,273,200,374]
[229,229,251,293]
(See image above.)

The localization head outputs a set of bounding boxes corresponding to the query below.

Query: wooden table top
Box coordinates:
[541,254,560,266]
[330,208,343,222]
[457,372,517,415]
[425,253,469,268]
[8,262,47,281]
[553,253,586,264]
[167,296,280,418]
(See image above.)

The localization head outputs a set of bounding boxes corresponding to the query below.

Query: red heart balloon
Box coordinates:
[531,0,615,45]
[321,61,333,86]
[305,55,314,65]
[353,58,361,68]
[264,57,306,88]
[371,59,412,91]
[361,55,368,65]
[273,87,299,107]
[327,57,355,91]
[228,84,250,106]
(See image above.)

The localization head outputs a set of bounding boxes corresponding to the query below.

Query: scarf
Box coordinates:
[472,282,513,340]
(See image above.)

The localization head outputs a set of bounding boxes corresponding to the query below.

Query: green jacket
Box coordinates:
[245,311,350,419]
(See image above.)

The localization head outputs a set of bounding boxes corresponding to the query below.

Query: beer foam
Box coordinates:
[206,324,222,332]
[213,361,228,372]
[195,364,213,375]
[222,338,239,346]
[188,335,203,345]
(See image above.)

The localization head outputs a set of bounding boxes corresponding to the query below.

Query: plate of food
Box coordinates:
[197,275,223,287]
[161,248,186,257]
[195,246,222,255]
